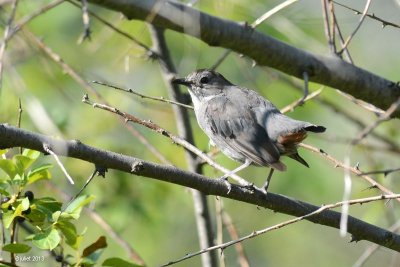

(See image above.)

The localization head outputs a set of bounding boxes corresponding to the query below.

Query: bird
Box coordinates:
[173,69,326,192]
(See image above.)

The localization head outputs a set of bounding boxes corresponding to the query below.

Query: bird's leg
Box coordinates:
[219,160,252,193]
[262,168,275,194]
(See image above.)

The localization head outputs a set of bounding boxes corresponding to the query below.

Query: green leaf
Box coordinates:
[53,211,76,221]
[3,203,23,228]
[32,228,61,250]
[25,207,46,225]
[35,197,62,217]
[0,183,9,195]
[22,149,41,160]
[64,195,95,219]
[27,164,52,184]
[21,197,30,211]
[55,220,77,248]
[3,243,31,253]
[102,257,143,267]
[13,155,35,174]
[0,159,17,179]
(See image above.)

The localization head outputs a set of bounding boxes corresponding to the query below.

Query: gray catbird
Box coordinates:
[173,69,325,191]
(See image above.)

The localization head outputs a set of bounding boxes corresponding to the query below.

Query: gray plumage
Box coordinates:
[173,69,325,173]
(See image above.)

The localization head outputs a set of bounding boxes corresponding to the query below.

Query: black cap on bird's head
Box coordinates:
[173,69,232,90]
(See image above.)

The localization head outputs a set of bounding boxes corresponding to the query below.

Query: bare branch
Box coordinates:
[77,0,91,43]
[149,25,218,267]
[2,123,400,252]
[352,96,400,145]
[280,87,323,114]
[321,0,335,53]
[361,167,400,177]
[92,80,193,110]
[334,1,400,29]
[338,0,372,54]
[43,144,75,185]
[27,30,170,165]
[212,0,298,69]
[163,193,400,266]
[299,143,400,202]
[86,0,400,118]
[66,0,154,54]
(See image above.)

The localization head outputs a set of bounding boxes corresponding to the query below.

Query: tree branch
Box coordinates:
[1,123,400,252]
[149,25,218,266]
[86,0,400,117]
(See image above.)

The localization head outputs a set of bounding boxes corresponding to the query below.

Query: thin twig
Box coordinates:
[66,0,154,54]
[360,167,400,177]
[328,0,336,54]
[77,0,91,43]
[280,87,323,114]
[321,0,334,53]
[330,4,353,62]
[87,208,146,264]
[27,30,170,165]
[44,181,146,265]
[17,98,22,154]
[338,0,372,54]
[211,0,298,70]
[82,95,253,187]
[352,96,400,145]
[43,144,75,185]
[5,0,65,43]
[10,219,17,265]
[149,25,217,266]
[162,193,400,266]
[92,80,193,109]
[353,220,400,267]
[299,143,400,202]
[279,75,398,151]
[0,0,19,90]
[333,1,400,29]
[221,210,250,267]
[215,198,226,267]
[251,0,298,28]
[63,169,97,210]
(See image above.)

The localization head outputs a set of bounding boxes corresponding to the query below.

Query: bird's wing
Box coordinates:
[202,96,284,169]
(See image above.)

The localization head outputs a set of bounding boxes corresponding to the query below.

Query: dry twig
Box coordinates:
[162,193,400,266]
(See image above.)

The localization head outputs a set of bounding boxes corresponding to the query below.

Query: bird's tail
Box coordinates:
[288,153,309,168]
[305,125,326,133]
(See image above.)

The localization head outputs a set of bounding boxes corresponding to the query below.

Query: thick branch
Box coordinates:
[86,0,400,117]
[1,124,400,252]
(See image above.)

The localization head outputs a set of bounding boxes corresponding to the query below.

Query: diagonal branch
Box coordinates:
[1,123,400,252]
[86,0,400,118]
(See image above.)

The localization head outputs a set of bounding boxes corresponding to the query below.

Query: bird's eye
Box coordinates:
[200,76,209,84]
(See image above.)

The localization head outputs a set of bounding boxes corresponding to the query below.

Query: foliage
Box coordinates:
[0,149,141,267]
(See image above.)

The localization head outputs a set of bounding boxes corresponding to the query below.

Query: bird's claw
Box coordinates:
[243,183,256,192]
[219,176,232,194]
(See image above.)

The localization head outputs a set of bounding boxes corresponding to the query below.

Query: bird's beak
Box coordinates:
[172,78,190,86]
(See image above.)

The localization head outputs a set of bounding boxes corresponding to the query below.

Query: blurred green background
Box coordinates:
[1,0,400,266]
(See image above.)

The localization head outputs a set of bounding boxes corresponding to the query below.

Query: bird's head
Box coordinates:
[173,69,232,101]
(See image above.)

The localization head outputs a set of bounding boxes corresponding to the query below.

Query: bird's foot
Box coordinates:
[261,181,270,195]
[218,176,232,194]
[243,182,256,192]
